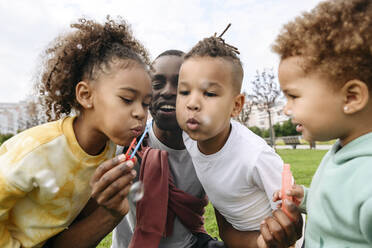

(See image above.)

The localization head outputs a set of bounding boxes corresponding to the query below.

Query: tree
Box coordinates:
[0,133,13,145]
[25,100,42,129]
[281,119,299,136]
[249,126,262,137]
[250,68,282,147]
[234,92,253,127]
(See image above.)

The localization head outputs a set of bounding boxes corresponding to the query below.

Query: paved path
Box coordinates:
[276,144,332,150]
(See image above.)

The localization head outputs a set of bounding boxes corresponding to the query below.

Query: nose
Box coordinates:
[132,102,147,120]
[283,103,292,116]
[161,81,177,99]
[186,93,200,111]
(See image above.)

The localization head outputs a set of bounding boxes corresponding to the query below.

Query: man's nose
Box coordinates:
[161,81,177,98]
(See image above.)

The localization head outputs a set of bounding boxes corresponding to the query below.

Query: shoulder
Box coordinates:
[0,119,65,191]
[230,120,272,156]
[229,121,283,170]
[0,119,64,163]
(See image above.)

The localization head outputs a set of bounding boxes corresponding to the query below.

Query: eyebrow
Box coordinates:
[119,87,152,97]
[119,87,138,94]
[201,81,222,89]
[152,74,165,80]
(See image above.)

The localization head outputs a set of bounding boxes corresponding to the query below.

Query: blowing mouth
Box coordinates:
[131,125,144,136]
[186,117,200,131]
[295,124,304,133]
[292,120,303,133]
[186,118,200,124]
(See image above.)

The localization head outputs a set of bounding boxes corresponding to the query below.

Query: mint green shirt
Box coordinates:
[301,132,372,248]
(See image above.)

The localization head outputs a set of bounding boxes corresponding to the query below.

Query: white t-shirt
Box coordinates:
[183,120,283,231]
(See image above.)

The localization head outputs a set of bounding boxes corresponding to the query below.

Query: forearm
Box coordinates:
[222,228,259,248]
[215,208,259,248]
[48,206,124,248]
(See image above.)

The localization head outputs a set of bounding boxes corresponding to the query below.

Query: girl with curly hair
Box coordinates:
[259,0,372,247]
[0,16,152,247]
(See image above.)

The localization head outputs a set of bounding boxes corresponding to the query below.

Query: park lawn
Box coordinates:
[97,149,327,248]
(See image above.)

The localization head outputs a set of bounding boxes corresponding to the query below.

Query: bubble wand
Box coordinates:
[126,123,150,202]
[129,124,149,159]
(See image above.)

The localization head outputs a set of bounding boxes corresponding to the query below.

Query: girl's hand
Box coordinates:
[90,154,137,218]
[257,200,303,248]
[273,184,304,206]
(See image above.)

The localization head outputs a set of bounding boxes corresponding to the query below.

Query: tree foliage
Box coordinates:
[234,92,253,127]
[249,68,282,146]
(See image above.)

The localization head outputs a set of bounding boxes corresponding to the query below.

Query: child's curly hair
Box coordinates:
[273,0,372,89]
[184,25,244,94]
[36,16,150,121]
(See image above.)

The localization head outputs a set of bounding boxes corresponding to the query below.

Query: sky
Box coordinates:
[0,0,324,103]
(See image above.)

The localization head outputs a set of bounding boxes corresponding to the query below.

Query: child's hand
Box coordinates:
[257,200,303,248]
[90,154,137,218]
[273,184,304,206]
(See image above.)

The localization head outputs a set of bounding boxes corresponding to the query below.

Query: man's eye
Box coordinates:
[152,81,164,90]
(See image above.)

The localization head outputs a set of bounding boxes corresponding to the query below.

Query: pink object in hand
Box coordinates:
[281,163,294,219]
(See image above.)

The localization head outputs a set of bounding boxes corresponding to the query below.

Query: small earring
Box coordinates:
[87,104,92,108]
[344,106,348,112]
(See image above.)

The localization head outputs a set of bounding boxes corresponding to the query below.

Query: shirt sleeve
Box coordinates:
[0,173,25,248]
[298,185,309,214]
[359,197,372,244]
[251,148,283,210]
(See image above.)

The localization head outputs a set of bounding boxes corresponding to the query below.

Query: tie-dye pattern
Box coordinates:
[0,117,115,248]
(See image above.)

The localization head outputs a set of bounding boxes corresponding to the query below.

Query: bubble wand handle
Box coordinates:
[125,138,137,159]
[130,124,149,159]
[281,163,294,219]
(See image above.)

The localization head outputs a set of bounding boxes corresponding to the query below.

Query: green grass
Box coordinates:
[277,149,327,187]
[275,139,336,146]
[97,149,327,247]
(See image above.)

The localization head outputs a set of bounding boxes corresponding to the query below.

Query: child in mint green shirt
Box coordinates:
[259,0,372,247]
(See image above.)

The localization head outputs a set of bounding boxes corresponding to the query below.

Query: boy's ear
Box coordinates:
[342,79,369,114]
[76,81,94,109]
[231,93,245,117]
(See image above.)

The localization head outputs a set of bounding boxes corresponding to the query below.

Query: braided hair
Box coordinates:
[184,24,243,93]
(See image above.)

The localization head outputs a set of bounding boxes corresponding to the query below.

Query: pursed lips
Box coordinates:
[186,117,200,130]
[291,120,304,132]
[131,125,144,136]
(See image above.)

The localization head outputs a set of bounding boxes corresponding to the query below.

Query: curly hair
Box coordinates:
[36,16,150,121]
[273,0,372,89]
[184,26,243,94]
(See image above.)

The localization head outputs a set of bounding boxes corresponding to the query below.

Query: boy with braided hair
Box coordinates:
[176,26,283,247]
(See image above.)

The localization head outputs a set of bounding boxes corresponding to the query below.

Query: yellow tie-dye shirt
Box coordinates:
[0,116,116,248]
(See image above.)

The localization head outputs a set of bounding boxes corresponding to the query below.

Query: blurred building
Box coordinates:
[248,100,289,129]
[0,101,44,134]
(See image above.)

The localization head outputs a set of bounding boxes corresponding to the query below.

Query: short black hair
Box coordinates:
[155,49,185,59]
